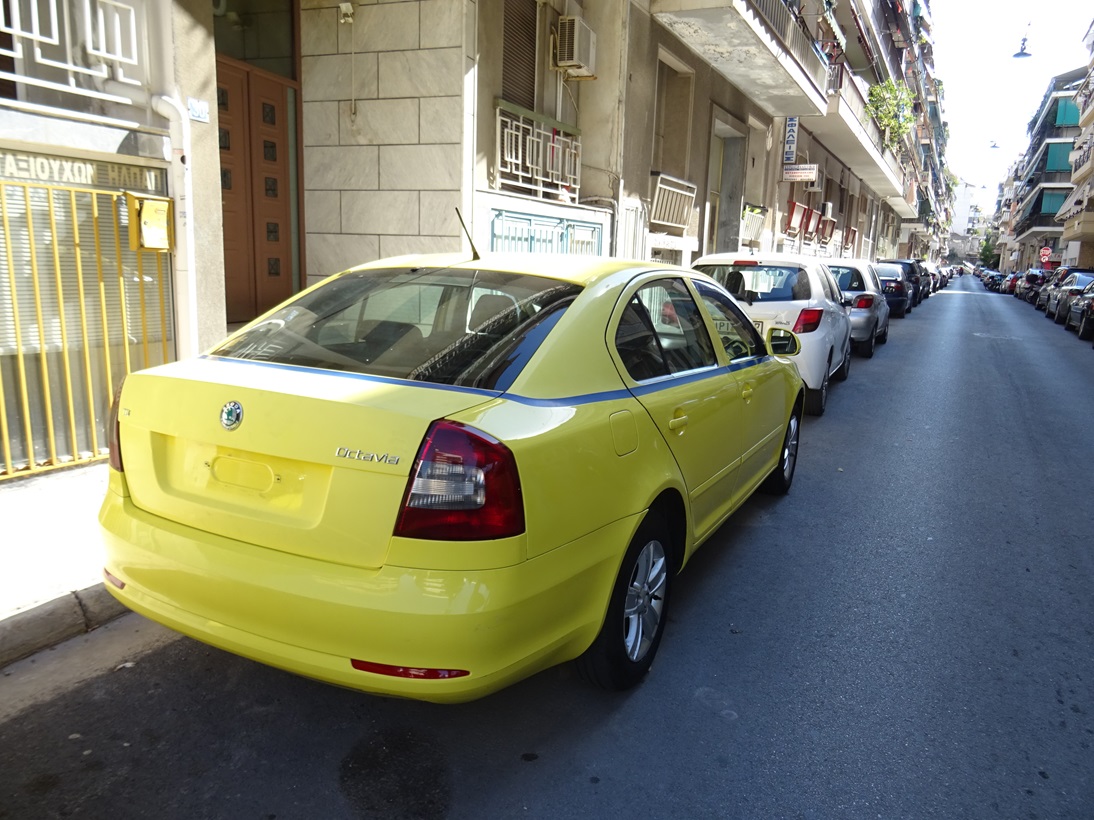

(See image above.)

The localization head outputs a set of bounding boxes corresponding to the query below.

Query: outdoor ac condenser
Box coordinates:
[558,16,597,77]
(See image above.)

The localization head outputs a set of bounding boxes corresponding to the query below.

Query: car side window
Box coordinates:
[614,298,670,381]
[617,279,717,379]
[693,281,764,361]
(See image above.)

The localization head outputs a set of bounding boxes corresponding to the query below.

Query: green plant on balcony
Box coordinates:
[867,79,915,152]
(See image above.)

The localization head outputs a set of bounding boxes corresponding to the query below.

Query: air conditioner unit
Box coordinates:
[804,183,823,193]
[558,16,597,77]
[821,201,834,218]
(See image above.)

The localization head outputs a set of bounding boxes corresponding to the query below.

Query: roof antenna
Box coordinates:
[455,208,481,261]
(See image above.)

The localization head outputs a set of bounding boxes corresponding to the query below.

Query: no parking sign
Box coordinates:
[1039,246,1052,263]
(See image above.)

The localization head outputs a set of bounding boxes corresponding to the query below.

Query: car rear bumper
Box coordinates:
[99,472,631,702]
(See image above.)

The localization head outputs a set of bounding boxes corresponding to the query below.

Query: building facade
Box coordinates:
[1056,21,1094,268]
[0,0,951,481]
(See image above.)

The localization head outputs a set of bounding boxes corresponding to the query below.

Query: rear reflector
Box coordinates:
[104,569,126,589]
[351,659,470,679]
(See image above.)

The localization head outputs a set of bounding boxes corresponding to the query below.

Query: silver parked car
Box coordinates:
[827,259,890,358]
[693,252,852,417]
[1046,271,1094,323]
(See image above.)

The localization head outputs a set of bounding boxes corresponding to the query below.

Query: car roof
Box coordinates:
[341,252,691,288]
[693,252,828,268]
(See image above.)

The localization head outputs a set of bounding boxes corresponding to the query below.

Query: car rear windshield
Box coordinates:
[874,263,904,280]
[829,265,867,292]
[211,267,582,390]
[692,264,811,302]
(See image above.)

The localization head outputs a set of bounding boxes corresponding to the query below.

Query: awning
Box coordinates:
[1055,181,1089,222]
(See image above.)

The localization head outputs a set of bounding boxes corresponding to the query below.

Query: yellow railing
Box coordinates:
[0,180,175,481]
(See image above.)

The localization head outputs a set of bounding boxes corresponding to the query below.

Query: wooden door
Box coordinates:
[217,57,297,324]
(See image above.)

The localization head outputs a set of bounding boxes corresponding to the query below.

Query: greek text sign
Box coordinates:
[0,149,165,194]
[783,117,799,164]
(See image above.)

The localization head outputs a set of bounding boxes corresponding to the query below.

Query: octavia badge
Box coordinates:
[220,401,243,431]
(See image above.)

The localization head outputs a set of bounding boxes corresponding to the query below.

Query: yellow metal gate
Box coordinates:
[0,177,175,481]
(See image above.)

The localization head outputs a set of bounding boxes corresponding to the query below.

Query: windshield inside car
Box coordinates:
[211,267,582,390]
[829,265,867,292]
[692,264,811,302]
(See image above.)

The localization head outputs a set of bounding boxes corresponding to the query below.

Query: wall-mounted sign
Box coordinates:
[782,164,818,182]
[188,97,210,123]
[783,117,799,164]
[0,149,166,194]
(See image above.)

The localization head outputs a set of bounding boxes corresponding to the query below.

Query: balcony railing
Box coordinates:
[495,99,582,201]
[0,0,150,113]
[747,0,829,96]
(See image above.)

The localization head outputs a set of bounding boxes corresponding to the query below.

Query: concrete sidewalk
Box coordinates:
[0,463,128,668]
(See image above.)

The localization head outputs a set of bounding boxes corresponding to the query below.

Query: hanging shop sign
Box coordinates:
[783,117,799,164]
[782,164,819,182]
[0,148,165,194]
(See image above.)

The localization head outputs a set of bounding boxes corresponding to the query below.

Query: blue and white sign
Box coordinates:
[783,117,799,164]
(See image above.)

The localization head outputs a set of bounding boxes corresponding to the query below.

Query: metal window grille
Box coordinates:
[489,210,602,255]
[496,101,581,200]
[0,0,148,106]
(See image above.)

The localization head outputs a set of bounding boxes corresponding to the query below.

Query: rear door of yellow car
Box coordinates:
[610,275,747,538]
[692,279,788,495]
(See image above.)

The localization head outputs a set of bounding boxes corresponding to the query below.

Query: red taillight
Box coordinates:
[350,659,470,679]
[852,294,874,309]
[107,377,126,472]
[394,420,524,540]
[792,308,824,333]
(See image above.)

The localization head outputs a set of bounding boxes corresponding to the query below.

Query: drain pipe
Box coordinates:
[150,93,199,358]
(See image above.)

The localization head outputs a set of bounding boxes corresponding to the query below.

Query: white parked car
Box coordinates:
[693,252,852,416]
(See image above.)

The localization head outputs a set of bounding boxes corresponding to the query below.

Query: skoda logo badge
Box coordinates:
[220,401,243,431]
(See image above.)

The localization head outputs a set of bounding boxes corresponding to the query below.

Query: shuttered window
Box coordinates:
[502,0,538,111]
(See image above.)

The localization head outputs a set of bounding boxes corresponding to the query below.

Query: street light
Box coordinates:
[1014,23,1032,58]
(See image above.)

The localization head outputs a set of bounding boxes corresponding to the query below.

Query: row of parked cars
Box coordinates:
[977,265,1094,343]
[98,248,946,703]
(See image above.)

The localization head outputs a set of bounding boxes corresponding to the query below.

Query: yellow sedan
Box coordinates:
[99,254,804,702]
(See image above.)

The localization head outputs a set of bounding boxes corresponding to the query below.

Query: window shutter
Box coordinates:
[502,0,537,111]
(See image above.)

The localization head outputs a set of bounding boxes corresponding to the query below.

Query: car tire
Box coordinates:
[804,366,829,416]
[856,326,876,358]
[1047,302,1057,318]
[879,321,889,343]
[1078,314,1094,341]
[760,406,800,496]
[576,513,671,691]
[834,345,851,381]
[1054,303,1066,324]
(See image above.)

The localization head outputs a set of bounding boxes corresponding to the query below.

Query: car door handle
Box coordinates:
[668,415,688,430]
[741,384,754,402]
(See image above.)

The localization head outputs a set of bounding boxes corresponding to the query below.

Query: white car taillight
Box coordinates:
[394,420,524,540]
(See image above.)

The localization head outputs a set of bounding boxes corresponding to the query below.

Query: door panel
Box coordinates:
[217,60,255,323]
[217,57,297,324]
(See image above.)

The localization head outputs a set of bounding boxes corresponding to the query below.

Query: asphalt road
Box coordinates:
[2,275,1093,819]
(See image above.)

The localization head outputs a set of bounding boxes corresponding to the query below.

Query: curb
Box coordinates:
[0,584,128,669]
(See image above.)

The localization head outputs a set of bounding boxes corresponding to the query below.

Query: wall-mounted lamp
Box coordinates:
[339,2,355,24]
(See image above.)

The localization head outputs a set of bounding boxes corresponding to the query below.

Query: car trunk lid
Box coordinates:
[116,357,497,569]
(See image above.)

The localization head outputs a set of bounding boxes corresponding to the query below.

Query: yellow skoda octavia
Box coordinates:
[99,254,804,702]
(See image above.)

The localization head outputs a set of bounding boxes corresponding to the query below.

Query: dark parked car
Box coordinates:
[874,262,914,318]
[878,259,927,306]
[1015,270,1046,301]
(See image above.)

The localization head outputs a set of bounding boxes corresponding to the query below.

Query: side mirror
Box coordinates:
[767,328,801,356]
